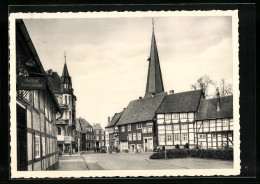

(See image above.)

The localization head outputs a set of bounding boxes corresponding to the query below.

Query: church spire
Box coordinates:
[61,52,71,84]
[144,19,164,98]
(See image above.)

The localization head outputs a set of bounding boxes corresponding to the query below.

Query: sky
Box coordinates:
[23,16,233,129]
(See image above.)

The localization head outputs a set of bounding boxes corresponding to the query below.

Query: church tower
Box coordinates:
[60,52,72,93]
[144,20,164,98]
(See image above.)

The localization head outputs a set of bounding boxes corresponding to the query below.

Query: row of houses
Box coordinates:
[105,24,233,153]
[76,119,105,151]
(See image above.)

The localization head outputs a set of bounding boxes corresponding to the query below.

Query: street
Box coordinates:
[56,152,233,170]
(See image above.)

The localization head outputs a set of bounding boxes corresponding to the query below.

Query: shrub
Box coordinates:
[188,148,233,160]
[150,149,188,159]
[175,144,180,149]
[184,143,189,149]
[150,152,165,159]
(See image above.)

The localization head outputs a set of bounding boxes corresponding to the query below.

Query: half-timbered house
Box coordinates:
[195,95,233,149]
[155,90,203,149]
[16,19,61,170]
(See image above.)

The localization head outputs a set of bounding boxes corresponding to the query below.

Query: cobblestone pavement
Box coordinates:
[81,152,233,170]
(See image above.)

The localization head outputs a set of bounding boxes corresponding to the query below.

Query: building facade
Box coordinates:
[47,56,77,154]
[155,90,203,149]
[105,111,124,152]
[76,118,95,151]
[93,123,105,149]
[16,19,61,171]
[195,95,233,149]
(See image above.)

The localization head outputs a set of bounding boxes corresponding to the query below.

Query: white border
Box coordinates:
[10,10,240,178]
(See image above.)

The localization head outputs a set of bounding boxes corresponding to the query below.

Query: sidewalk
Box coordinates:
[57,155,88,170]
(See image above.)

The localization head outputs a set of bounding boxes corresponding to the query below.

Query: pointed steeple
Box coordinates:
[61,52,72,84]
[144,19,164,98]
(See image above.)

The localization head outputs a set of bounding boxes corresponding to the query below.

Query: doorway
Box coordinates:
[143,137,153,152]
[131,144,135,152]
[17,104,27,171]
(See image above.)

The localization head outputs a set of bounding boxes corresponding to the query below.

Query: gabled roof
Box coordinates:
[196,96,233,120]
[76,118,92,133]
[48,72,62,93]
[117,92,166,126]
[156,90,202,113]
[145,28,164,98]
[105,110,124,128]
[93,123,103,130]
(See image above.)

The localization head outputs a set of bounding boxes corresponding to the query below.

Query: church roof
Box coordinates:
[105,111,124,128]
[196,96,233,120]
[145,28,164,98]
[156,90,203,113]
[117,92,166,126]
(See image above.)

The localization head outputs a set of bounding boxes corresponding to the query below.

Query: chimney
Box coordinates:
[216,88,220,111]
[108,117,110,123]
[169,90,174,94]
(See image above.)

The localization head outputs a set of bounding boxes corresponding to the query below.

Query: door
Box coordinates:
[148,138,153,150]
[144,139,148,152]
[17,104,27,171]
[131,144,135,152]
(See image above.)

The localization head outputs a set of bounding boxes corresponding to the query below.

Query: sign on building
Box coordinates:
[17,76,46,90]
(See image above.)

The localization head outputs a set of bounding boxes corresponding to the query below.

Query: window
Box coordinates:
[69,96,72,104]
[59,96,62,104]
[180,113,187,119]
[65,95,67,104]
[33,91,39,109]
[172,113,179,120]
[96,136,99,140]
[212,133,216,138]
[133,133,136,140]
[204,121,209,127]
[142,127,147,133]
[188,113,194,120]
[181,124,188,130]
[165,113,171,121]
[128,134,132,141]
[181,133,188,141]
[158,126,165,131]
[115,126,118,131]
[137,133,141,140]
[223,119,229,126]
[128,125,131,131]
[173,124,179,130]
[136,124,142,129]
[166,125,172,131]
[174,134,180,141]
[159,135,165,142]
[167,134,172,142]
[121,126,125,132]
[34,135,41,159]
[42,136,45,156]
[148,127,152,133]
[96,130,99,134]
[69,111,71,121]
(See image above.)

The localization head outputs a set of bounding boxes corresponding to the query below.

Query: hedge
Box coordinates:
[149,148,233,160]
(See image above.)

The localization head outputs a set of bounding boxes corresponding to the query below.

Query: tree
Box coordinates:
[215,79,233,97]
[191,75,215,98]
